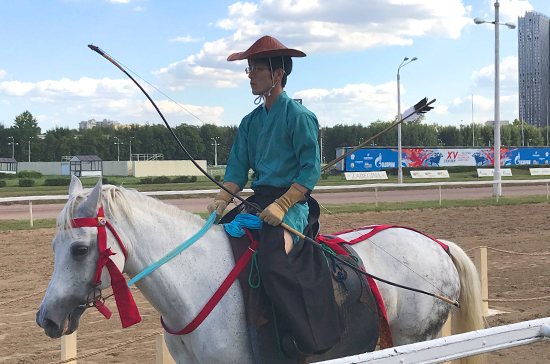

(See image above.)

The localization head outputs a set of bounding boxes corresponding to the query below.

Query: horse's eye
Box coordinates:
[71,245,89,256]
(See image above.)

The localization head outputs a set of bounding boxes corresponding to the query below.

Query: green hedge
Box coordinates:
[44,178,71,186]
[17,170,43,179]
[19,179,35,187]
[0,172,17,180]
[140,177,153,184]
[153,176,171,184]
[0,180,6,187]
[172,176,198,183]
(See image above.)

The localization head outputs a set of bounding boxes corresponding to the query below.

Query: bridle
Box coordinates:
[70,205,141,328]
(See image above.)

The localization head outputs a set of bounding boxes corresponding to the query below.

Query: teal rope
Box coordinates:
[320,243,337,267]
[248,252,261,288]
[223,213,263,237]
[127,211,217,287]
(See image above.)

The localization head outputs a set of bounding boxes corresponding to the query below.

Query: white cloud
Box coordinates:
[293,81,399,126]
[132,6,146,11]
[0,77,140,100]
[434,105,449,115]
[108,0,131,3]
[169,35,205,43]
[0,77,224,127]
[156,0,471,89]
[153,54,248,89]
[471,56,518,90]
[0,70,6,80]
[445,94,518,124]
[496,0,533,23]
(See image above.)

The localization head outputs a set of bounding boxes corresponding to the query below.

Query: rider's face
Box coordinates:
[248,60,273,96]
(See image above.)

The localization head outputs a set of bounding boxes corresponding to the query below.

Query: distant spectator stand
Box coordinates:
[70,155,103,177]
[0,158,17,174]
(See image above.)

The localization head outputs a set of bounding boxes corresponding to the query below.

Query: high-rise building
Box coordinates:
[518,11,550,128]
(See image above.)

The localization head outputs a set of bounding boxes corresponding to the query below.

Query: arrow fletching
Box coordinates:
[402,97,434,122]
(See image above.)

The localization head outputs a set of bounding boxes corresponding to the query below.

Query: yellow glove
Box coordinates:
[259,184,306,226]
[208,183,240,220]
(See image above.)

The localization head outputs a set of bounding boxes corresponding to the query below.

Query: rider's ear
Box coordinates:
[79,179,103,217]
[69,175,83,198]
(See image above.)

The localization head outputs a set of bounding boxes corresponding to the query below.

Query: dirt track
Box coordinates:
[1,204,550,363]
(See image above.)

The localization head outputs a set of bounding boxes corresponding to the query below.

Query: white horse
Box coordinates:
[36,177,484,364]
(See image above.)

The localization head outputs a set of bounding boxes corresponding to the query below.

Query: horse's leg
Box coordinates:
[384,288,454,346]
[164,333,195,364]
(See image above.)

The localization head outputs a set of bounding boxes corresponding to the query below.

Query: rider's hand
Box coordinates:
[259,184,306,226]
[208,182,240,220]
[259,201,286,226]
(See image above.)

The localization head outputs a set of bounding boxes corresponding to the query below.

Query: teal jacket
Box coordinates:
[224,92,321,191]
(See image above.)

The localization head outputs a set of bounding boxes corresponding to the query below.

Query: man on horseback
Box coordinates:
[207,35,343,358]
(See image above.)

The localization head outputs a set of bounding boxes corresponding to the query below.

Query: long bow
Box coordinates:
[88,45,257,211]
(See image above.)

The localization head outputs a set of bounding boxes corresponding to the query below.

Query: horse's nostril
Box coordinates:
[42,318,60,331]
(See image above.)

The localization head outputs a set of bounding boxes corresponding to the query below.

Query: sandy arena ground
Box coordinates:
[1,204,550,363]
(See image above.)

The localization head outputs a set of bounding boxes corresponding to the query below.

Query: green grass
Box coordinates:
[2,195,548,231]
[0,218,57,231]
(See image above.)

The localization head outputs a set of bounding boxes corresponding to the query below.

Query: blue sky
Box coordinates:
[1,0,548,132]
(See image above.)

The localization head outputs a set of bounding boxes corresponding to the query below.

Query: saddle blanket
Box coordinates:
[317,225,450,349]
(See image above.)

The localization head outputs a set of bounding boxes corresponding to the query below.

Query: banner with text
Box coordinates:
[340,147,550,171]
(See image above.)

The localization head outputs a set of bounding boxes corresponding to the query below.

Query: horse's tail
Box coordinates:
[445,240,486,364]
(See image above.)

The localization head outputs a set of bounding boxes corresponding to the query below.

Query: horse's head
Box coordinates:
[36,176,128,338]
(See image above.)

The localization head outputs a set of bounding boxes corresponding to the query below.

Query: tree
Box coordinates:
[438,126,460,146]
[12,111,41,141]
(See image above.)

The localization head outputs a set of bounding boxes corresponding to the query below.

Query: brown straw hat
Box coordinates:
[227,35,306,61]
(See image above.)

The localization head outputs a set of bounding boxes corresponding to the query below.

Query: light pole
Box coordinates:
[28,137,33,162]
[113,136,123,162]
[397,56,418,183]
[474,2,516,197]
[210,137,219,166]
[8,136,18,159]
[472,94,475,147]
[128,137,135,161]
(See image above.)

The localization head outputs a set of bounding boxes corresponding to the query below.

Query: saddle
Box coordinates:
[227,230,380,364]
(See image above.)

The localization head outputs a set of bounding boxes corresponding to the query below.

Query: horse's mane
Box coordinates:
[57,184,207,231]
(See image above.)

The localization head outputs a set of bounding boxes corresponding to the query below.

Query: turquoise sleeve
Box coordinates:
[290,112,320,190]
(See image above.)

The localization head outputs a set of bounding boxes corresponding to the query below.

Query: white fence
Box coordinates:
[2,178,550,205]
[316,318,550,364]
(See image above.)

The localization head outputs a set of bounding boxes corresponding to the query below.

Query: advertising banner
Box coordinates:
[341,147,550,171]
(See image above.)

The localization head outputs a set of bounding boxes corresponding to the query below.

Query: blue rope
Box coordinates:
[127,211,217,287]
[223,213,263,237]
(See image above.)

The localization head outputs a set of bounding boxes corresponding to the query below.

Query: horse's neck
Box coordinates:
[117,204,235,329]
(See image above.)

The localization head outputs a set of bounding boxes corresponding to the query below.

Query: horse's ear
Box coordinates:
[79,179,103,217]
[68,175,83,198]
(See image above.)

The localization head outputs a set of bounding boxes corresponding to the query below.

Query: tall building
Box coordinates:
[79,118,122,130]
[518,11,550,128]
